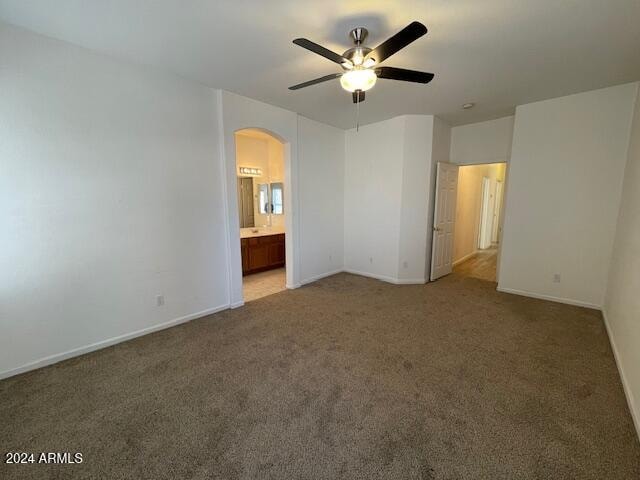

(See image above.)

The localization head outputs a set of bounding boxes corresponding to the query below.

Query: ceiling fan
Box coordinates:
[289,21,434,104]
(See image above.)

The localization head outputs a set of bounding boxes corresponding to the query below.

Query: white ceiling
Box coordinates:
[1,0,639,128]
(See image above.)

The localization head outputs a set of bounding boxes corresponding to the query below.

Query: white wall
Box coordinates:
[345,115,441,284]
[344,117,405,282]
[0,23,228,377]
[604,85,640,437]
[499,83,638,308]
[220,93,346,297]
[450,116,515,165]
[218,91,299,302]
[297,117,345,283]
[0,24,348,378]
[6,20,637,400]
[398,116,435,282]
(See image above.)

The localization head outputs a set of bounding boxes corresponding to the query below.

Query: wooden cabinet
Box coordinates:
[268,241,285,265]
[241,234,285,275]
[240,240,249,273]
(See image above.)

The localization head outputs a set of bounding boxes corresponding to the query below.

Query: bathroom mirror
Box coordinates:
[271,183,284,215]
[257,182,284,215]
[258,183,269,215]
[237,177,255,228]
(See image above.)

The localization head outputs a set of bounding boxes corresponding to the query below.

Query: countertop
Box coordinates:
[240,226,285,239]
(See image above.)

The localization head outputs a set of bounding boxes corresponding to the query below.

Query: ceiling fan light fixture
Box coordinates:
[351,49,365,66]
[362,58,376,68]
[340,68,377,92]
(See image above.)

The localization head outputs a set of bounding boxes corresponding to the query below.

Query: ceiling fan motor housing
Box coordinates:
[342,27,372,68]
[349,27,368,45]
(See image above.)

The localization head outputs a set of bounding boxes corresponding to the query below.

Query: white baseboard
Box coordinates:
[294,268,426,287]
[453,250,477,267]
[344,268,394,283]
[393,277,428,285]
[343,268,425,285]
[0,304,229,380]
[496,286,601,310]
[299,268,344,286]
[230,300,244,309]
[602,309,640,441]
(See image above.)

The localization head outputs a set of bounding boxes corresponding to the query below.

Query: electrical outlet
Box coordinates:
[403,261,408,269]
[329,254,332,262]
[553,274,561,283]
[156,295,165,306]
[369,257,373,264]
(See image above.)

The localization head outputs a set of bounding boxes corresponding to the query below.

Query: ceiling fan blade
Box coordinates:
[293,38,351,66]
[352,91,365,103]
[375,67,434,84]
[288,73,342,90]
[365,21,427,64]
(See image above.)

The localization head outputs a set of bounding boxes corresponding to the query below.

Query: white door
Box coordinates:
[491,180,503,243]
[430,162,459,281]
[478,177,493,249]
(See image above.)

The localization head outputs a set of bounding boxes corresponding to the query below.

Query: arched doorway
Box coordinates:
[233,128,289,302]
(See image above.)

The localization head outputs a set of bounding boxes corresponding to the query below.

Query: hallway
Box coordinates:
[453,247,498,282]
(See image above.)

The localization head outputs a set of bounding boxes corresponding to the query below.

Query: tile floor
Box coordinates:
[243,267,286,302]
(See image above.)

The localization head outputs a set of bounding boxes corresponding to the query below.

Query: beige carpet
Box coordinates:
[1,273,639,479]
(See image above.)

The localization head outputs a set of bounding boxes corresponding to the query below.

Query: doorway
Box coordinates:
[235,129,287,302]
[430,162,507,282]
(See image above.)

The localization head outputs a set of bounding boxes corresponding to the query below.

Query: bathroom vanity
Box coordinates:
[240,228,285,275]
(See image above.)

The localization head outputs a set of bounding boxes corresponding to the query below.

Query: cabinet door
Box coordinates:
[268,241,285,266]
[241,239,249,274]
[249,244,269,270]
